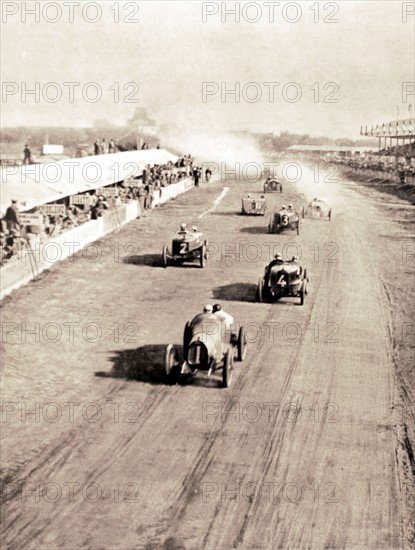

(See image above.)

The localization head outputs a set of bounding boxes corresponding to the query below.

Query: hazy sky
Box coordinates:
[1,1,414,139]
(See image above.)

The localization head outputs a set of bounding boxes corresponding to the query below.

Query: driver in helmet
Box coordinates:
[213,303,234,329]
[288,204,293,210]
[265,253,285,282]
[189,304,218,329]
[177,222,188,235]
[281,205,287,210]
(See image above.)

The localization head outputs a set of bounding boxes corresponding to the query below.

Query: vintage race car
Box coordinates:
[302,198,332,221]
[268,209,300,235]
[263,178,283,193]
[241,194,267,215]
[257,259,309,305]
[162,229,208,268]
[165,313,247,388]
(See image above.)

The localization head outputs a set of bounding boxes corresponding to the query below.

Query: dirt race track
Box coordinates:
[1,162,414,550]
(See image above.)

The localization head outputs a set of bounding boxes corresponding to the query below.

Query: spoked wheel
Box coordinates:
[237,326,247,361]
[183,322,192,361]
[162,245,169,268]
[204,240,209,259]
[200,244,206,268]
[165,344,180,383]
[222,348,233,388]
[256,277,264,302]
[299,283,306,305]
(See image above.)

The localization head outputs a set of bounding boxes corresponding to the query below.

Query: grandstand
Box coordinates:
[361,118,415,159]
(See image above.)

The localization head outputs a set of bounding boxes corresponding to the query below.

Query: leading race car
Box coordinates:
[241,194,267,215]
[263,177,283,193]
[256,254,309,305]
[268,206,300,235]
[164,306,247,388]
[302,198,332,221]
[162,223,208,268]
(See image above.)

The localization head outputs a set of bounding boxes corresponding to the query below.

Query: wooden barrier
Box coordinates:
[1,177,194,299]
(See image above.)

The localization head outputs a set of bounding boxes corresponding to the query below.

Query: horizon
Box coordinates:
[1,1,414,145]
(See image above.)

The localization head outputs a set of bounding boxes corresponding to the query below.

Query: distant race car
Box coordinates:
[268,207,300,235]
[162,225,208,268]
[241,194,267,215]
[165,312,247,388]
[256,256,309,305]
[263,178,283,193]
[302,198,332,221]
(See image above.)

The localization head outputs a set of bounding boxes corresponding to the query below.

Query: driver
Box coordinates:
[177,222,188,235]
[288,204,293,210]
[189,304,218,329]
[265,253,285,283]
[213,304,234,329]
[281,205,287,210]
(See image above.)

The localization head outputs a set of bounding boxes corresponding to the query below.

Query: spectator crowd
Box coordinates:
[0,153,205,267]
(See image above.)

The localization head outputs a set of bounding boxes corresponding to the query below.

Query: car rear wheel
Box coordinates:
[299,283,305,305]
[200,244,206,268]
[222,348,233,388]
[237,326,247,361]
[183,322,192,361]
[162,245,168,268]
[165,344,179,383]
[256,277,264,302]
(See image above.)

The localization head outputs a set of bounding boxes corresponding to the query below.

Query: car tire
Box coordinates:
[200,244,206,268]
[222,348,233,388]
[162,245,168,268]
[257,277,264,302]
[237,326,247,361]
[183,322,192,361]
[165,344,179,383]
[300,284,305,305]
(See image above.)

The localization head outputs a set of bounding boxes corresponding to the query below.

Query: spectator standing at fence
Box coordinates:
[193,166,201,187]
[100,139,107,154]
[94,140,100,155]
[23,144,32,165]
[109,139,116,153]
[142,165,148,184]
[136,181,146,213]
[3,200,21,232]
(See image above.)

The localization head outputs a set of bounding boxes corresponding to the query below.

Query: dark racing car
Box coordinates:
[263,177,283,193]
[268,206,300,235]
[256,254,309,305]
[162,223,208,268]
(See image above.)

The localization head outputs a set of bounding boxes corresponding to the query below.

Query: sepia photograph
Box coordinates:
[0,1,414,549]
